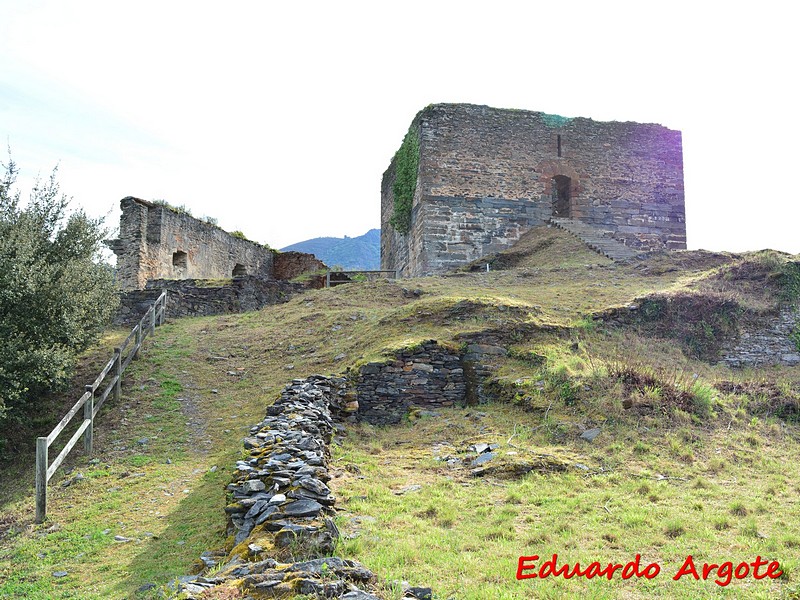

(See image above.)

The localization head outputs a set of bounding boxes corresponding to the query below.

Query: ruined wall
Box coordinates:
[113,277,303,325]
[107,197,276,290]
[273,251,327,282]
[382,104,685,276]
[355,341,465,425]
[721,308,800,367]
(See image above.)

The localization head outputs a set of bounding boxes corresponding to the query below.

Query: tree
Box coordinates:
[0,153,118,437]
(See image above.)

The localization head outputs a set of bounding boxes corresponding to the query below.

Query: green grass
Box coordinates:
[1,226,799,598]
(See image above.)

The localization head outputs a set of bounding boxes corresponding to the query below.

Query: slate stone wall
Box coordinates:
[355,341,465,425]
[175,375,384,599]
[107,197,277,290]
[382,104,686,276]
[113,277,302,325]
[721,308,800,367]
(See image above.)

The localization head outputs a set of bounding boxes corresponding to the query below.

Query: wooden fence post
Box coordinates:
[133,322,142,360]
[84,385,94,454]
[158,290,166,325]
[35,437,48,523]
[113,348,122,403]
[150,303,156,335]
[326,271,331,288]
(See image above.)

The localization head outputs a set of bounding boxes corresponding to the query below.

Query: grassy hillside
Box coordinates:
[1,226,798,599]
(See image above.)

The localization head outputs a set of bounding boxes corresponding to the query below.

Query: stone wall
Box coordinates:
[107,197,277,290]
[382,104,686,276]
[113,277,303,325]
[355,341,466,425]
[173,375,387,599]
[273,251,327,285]
[721,308,800,367]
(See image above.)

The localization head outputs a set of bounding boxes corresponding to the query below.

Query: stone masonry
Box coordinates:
[107,197,278,290]
[722,308,800,367]
[112,277,305,325]
[355,341,466,425]
[382,104,686,276]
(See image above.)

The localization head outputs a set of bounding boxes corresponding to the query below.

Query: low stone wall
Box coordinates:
[173,375,385,599]
[354,339,507,425]
[113,276,304,325]
[722,308,800,367]
[355,341,465,425]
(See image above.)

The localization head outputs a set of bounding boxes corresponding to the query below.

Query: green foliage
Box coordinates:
[152,199,192,216]
[229,230,248,241]
[791,324,800,352]
[0,154,117,430]
[608,363,713,418]
[389,126,419,234]
[778,260,800,306]
[541,112,573,128]
[630,293,742,361]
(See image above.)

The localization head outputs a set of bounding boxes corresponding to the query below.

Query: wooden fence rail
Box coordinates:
[35,290,167,523]
[324,270,399,288]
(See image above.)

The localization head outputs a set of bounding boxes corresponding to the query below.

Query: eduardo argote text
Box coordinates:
[517,554,783,587]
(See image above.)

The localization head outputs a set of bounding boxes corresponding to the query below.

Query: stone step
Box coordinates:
[549,217,643,262]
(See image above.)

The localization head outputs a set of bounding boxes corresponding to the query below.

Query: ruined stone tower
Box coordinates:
[381,104,686,276]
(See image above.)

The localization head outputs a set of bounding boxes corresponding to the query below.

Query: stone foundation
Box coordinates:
[722,308,800,367]
[113,276,303,325]
[354,339,509,425]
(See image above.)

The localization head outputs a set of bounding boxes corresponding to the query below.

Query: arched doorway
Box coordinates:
[552,175,571,218]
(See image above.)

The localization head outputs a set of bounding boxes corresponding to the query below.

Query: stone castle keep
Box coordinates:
[381,104,686,276]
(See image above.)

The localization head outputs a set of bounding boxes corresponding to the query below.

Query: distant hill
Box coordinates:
[281,229,381,270]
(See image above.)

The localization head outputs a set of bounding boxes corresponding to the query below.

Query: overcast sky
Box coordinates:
[2,1,798,254]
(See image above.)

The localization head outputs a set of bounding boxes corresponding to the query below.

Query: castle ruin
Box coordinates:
[381,104,686,276]
[107,197,326,321]
[107,197,324,291]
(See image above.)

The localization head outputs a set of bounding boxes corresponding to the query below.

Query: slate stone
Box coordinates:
[470,452,495,466]
[281,499,323,517]
[242,479,266,493]
[580,428,601,442]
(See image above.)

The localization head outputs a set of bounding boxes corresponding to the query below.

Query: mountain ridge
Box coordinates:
[281,228,380,270]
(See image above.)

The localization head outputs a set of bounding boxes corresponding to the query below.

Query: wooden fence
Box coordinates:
[324,270,399,288]
[35,290,167,523]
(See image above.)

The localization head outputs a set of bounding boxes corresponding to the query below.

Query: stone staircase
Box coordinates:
[549,217,643,262]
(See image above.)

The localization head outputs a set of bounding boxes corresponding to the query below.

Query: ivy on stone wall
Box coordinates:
[541,113,572,128]
[389,126,419,235]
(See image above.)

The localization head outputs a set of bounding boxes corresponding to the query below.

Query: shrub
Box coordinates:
[0,155,117,435]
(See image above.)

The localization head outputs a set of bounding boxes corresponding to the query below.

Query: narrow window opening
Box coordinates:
[551,175,571,218]
[557,134,562,157]
[232,263,247,277]
[172,250,187,269]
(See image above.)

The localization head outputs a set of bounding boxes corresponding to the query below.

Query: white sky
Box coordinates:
[2,1,798,254]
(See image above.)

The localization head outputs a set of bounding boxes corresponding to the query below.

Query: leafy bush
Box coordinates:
[0,155,117,433]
